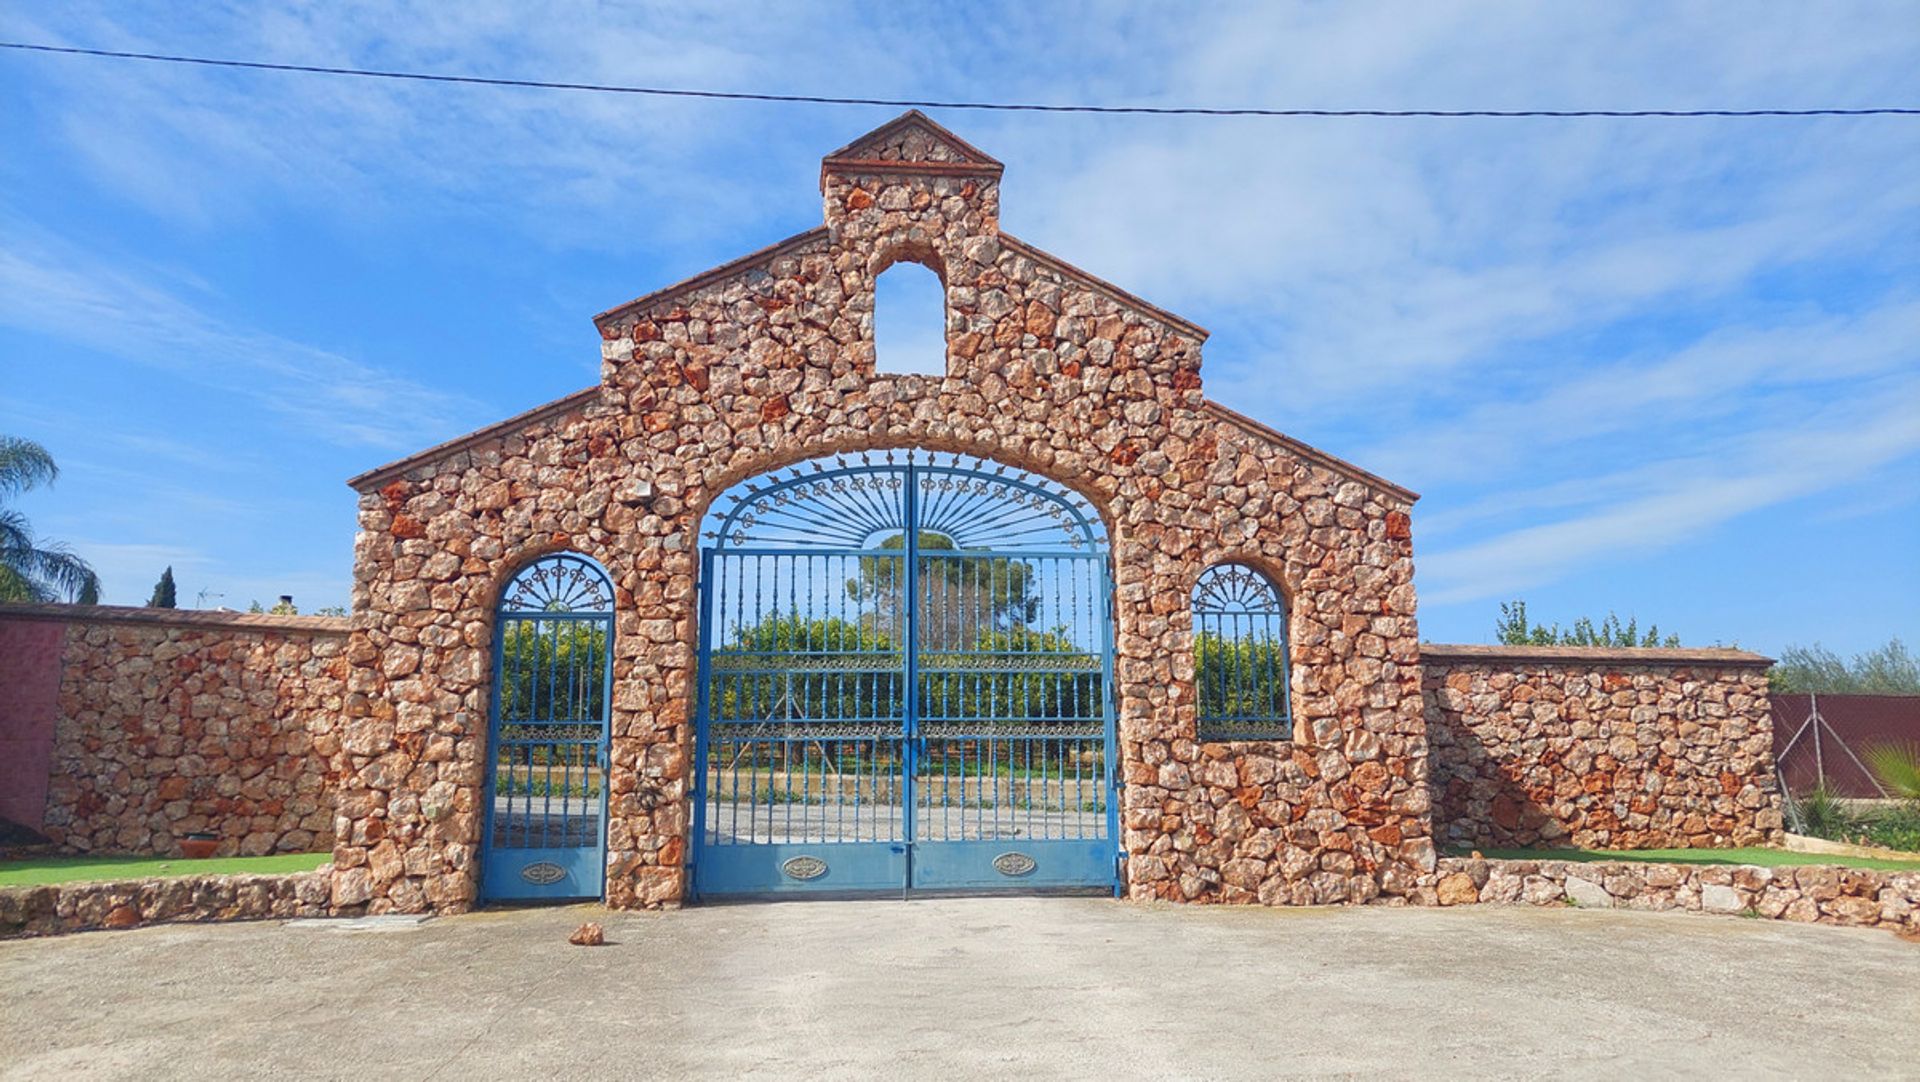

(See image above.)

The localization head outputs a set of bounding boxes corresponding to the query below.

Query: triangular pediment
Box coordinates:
[822,109,1003,171]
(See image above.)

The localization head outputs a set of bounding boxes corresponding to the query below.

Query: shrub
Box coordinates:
[1786,785,1855,839]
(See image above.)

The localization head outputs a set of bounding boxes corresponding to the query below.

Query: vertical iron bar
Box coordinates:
[692,550,715,863]
[902,462,919,893]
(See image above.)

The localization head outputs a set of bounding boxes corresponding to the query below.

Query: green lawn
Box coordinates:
[1459,846,1920,873]
[0,852,330,888]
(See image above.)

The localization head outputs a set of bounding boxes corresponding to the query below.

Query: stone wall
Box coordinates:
[1424,645,1783,851]
[0,604,349,856]
[333,112,1430,914]
[0,870,331,938]
[1424,856,1919,937]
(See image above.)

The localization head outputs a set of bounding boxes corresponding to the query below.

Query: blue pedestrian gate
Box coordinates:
[692,451,1120,898]
[480,553,614,902]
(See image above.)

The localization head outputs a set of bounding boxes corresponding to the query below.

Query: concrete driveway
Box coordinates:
[1,898,1913,1079]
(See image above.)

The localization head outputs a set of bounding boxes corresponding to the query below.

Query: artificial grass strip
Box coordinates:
[1461,846,1920,873]
[0,851,330,888]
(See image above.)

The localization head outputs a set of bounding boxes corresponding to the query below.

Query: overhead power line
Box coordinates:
[4,40,1916,118]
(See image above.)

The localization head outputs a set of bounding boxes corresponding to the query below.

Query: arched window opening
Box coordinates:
[1192,563,1291,741]
[873,260,948,376]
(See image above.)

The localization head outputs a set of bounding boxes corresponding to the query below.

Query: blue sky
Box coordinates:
[1,2,1915,653]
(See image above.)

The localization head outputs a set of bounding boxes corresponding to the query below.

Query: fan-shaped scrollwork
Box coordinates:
[1192,564,1286,617]
[501,553,614,614]
[702,449,1101,551]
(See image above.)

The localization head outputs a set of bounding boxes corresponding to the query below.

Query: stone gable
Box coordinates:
[820,108,1004,169]
[336,112,1427,913]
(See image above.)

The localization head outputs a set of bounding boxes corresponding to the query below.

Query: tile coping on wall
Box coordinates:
[346,386,602,492]
[0,602,349,635]
[1419,643,1772,666]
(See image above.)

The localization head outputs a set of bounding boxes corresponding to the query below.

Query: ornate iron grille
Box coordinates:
[1192,563,1293,741]
[693,449,1119,896]
[480,552,614,901]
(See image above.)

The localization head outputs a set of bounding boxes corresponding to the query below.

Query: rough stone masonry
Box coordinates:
[0,112,1785,918]
[0,604,347,858]
[333,111,1431,913]
[1424,644,1782,852]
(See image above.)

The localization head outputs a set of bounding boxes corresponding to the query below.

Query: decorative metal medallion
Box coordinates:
[992,851,1038,877]
[782,855,830,881]
[520,861,567,885]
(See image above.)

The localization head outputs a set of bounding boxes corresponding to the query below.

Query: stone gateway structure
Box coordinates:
[333,112,1433,913]
[0,113,1786,926]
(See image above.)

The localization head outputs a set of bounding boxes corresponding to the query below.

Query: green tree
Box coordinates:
[1769,638,1918,694]
[499,620,610,724]
[1194,629,1289,725]
[711,613,1098,724]
[148,566,177,608]
[1495,600,1678,648]
[0,436,100,604]
[846,531,1040,649]
[713,614,899,722]
[922,627,1102,722]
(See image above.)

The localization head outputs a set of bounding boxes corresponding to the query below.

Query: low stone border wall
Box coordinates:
[0,869,331,938]
[1422,644,1782,852]
[1427,857,1918,936]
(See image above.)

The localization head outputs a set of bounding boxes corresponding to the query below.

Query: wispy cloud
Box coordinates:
[0,224,480,449]
[1370,296,1920,498]
[5,2,924,249]
[2,1,1916,637]
[1418,383,1920,602]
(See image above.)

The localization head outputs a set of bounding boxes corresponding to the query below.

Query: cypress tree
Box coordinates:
[148,566,177,608]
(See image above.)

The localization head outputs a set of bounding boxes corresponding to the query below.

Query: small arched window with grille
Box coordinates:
[1191,563,1291,741]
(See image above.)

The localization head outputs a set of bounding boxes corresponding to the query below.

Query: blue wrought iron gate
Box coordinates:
[692,451,1119,898]
[481,554,614,902]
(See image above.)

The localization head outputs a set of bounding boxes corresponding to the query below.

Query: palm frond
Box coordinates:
[0,508,33,554]
[0,528,101,604]
[0,436,58,499]
[1863,741,1920,800]
[0,562,55,603]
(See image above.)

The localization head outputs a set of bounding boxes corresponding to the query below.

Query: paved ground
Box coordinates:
[2,899,1914,1079]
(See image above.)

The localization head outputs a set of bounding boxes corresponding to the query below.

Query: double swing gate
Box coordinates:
[692,451,1121,897]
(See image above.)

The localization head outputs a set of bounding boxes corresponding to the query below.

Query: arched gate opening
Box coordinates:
[692,450,1119,898]
[479,553,614,902]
